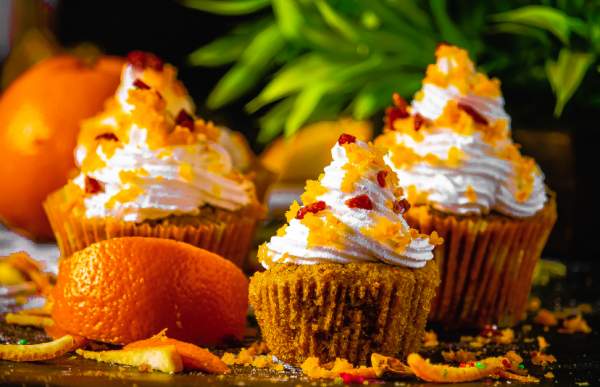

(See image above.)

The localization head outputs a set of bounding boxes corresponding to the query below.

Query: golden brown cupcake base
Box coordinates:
[44,187,264,267]
[249,260,439,366]
[405,194,557,328]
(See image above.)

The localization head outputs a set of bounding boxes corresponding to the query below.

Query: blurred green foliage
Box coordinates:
[184,0,600,143]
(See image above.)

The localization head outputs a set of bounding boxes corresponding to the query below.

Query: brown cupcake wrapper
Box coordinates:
[249,261,439,365]
[44,188,262,268]
[405,195,557,328]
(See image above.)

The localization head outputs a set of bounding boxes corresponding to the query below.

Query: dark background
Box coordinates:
[6,0,600,263]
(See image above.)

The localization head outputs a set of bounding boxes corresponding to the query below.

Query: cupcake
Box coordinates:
[44,51,263,266]
[375,45,557,328]
[249,134,442,365]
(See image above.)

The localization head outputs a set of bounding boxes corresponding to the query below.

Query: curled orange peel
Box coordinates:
[407,353,505,383]
[124,330,229,374]
[5,312,54,328]
[76,346,183,374]
[0,335,86,362]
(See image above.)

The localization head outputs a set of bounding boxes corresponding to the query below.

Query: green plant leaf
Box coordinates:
[285,84,328,137]
[546,48,594,116]
[315,0,360,42]
[188,34,250,67]
[182,0,270,15]
[384,0,432,31]
[488,23,551,45]
[257,97,296,143]
[429,0,472,52]
[207,23,284,109]
[492,5,571,44]
[272,0,360,56]
[246,53,342,112]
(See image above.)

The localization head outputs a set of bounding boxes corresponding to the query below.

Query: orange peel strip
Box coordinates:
[76,346,183,374]
[497,370,540,383]
[5,313,54,327]
[407,353,504,383]
[16,307,52,316]
[0,335,85,362]
[6,252,53,294]
[125,331,229,374]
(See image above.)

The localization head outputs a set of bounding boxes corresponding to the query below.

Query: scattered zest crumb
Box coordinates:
[530,351,557,366]
[559,315,592,334]
[423,330,439,347]
[534,309,558,326]
[544,371,555,379]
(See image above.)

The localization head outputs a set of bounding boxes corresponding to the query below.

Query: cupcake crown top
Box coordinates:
[259,134,442,269]
[376,44,547,218]
[69,51,256,222]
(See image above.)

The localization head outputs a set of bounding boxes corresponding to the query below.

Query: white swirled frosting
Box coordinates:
[258,137,441,269]
[69,53,255,222]
[377,45,547,218]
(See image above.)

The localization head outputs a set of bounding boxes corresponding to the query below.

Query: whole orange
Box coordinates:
[52,237,249,346]
[0,55,123,240]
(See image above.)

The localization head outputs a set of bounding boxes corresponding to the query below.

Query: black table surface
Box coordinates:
[1,260,599,387]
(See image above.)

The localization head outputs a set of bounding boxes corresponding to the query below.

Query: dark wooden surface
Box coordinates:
[2,259,599,387]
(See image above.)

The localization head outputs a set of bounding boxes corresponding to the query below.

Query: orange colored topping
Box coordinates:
[465,185,477,203]
[361,215,412,254]
[300,179,327,204]
[106,185,143,208]
[429,231,444,246]
[179,163,194,182]
[285,200,301,222]
[423,44,501,98]
[406,185,429,205]
[302,211,347,250]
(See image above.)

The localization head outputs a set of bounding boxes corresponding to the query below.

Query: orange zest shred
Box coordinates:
[4,252,53,295]
[300,357,377,380]
[407,352,538,384]
[534,309,559,326]
[221,342,283,371]
[423,330,439,347]
[124,329,229,374]
[558,315,592,334]
[5,313,54,328]
[0,335,86,362]
[77,346,183,374]
[530,351,557,366]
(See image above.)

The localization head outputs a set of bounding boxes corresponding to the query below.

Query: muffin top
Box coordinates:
[258,134,442,269]
[68,51,256,222]
[375,44,547,218]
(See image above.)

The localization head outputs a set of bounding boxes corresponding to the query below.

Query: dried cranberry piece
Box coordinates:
[296,201,327,220]
[376,170,388,188]
[386,93,409,129]
[339,373,368,384]
[480,324,501,337]
[338,133,356,145]
[175,109,194,130]
[94,133,119,142]
[393,198,411,214]
[457,102,489,125]
[84,176,104,194]
[127,50,164,71]
[413,113,426,131]
[345,194,373,210]
[133,79,150,90]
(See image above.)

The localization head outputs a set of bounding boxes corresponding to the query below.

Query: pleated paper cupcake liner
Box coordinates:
[404,194,557,328]
[44,187,263,268]
[249,261,439,365]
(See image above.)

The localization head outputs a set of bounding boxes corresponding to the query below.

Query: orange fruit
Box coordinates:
[51,237,249,346]
[0,55,123,240]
